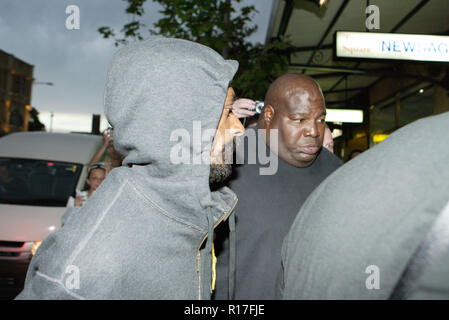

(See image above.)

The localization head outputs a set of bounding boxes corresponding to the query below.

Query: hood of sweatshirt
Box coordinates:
[104,37,239,231]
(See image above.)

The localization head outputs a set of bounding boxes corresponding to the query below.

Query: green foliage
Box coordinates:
[232,37,290,99]
[28,107,46,131]
[98,0,289,100]
[151,0,256,55]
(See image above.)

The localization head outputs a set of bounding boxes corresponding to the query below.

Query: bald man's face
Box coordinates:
[262,81,326,168]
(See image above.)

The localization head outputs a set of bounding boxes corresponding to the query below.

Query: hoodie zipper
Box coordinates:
[196,196,238,299]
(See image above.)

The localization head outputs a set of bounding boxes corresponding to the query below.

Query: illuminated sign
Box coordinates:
[372,134,389,143]
[326,109,364,123]
[336,31,449,62]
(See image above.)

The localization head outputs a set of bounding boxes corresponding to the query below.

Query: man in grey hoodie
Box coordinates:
[16,37,245,299]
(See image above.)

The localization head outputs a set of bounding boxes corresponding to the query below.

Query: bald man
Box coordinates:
[213,73,342,300]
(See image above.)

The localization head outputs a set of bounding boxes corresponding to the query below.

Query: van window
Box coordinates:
[0,157,82,207]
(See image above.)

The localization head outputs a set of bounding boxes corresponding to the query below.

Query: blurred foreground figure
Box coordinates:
[279,111,449,299]
[16,37,244,300]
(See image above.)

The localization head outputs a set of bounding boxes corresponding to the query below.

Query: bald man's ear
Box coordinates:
[261,104,274,128]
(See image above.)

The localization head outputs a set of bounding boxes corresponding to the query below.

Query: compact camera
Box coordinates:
[248,101,265,114]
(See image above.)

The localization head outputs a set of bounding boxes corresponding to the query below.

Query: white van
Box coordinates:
[0,131,102,298]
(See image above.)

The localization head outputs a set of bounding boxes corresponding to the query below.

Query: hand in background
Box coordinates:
[102,129,113,148]
[231,98,257,118]
[74,196,85,207]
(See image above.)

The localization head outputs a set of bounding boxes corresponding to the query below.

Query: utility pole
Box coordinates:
[32,80,54,132]
[50,111,54,132]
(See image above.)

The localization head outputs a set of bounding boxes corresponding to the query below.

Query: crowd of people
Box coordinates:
[15,37,449,300]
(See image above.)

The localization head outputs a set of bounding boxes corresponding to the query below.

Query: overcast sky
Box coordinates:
[0,0,274,132]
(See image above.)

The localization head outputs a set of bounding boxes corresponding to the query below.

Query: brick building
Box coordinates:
[0,50,34,136]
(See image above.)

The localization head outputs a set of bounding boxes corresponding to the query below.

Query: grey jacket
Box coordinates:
[17,37,239,300]
[279,111,449,299]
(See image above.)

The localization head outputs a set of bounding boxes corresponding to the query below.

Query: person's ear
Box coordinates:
[261,104,274,128]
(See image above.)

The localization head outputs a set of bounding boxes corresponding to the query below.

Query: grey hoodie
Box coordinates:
[16,37,239,300]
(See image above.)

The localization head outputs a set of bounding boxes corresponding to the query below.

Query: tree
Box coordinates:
[98,0,289,100]
[28,107,46,131]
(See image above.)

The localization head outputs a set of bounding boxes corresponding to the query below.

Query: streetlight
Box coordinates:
[306,0,328,7]
[32,80,54,131]
[50,111,54,132]
[33,81,54,86]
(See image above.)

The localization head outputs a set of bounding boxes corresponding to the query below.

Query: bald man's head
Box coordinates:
[264,74,324,112]
[258,73,326,168]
